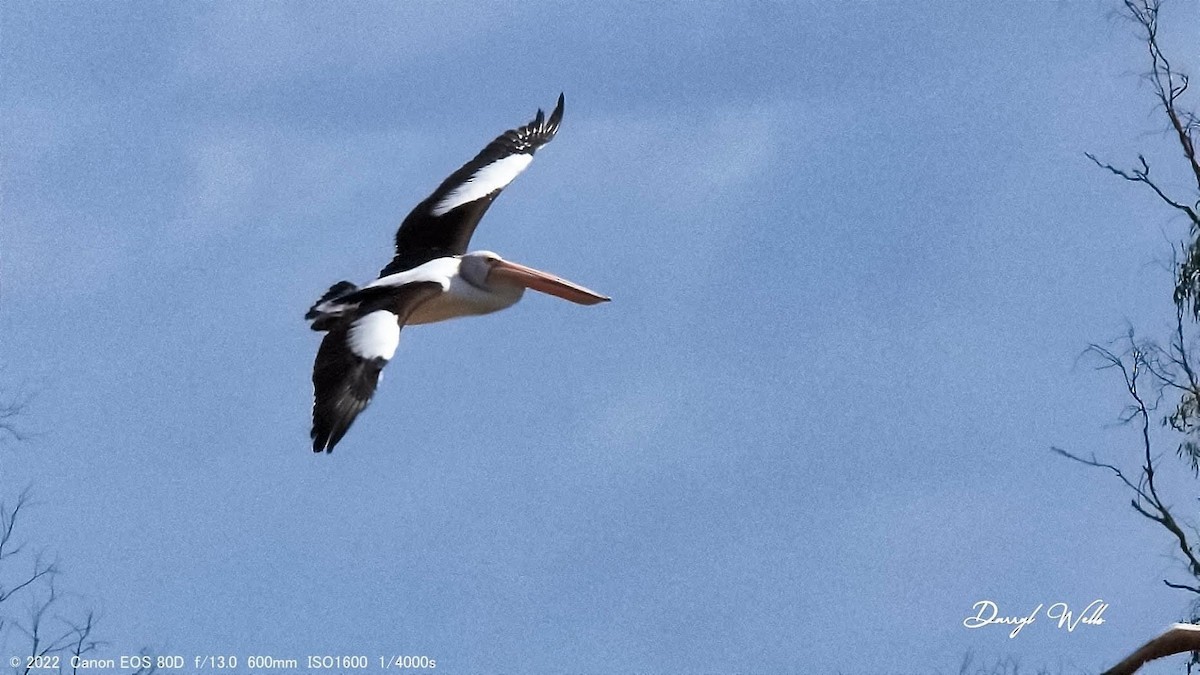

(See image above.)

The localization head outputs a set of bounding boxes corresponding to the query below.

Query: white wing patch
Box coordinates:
[348,310,400,361]
[431,153,534,216]
[367,257,459,290]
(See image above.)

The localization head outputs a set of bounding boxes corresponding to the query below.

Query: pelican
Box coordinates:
[1101,623,1200,675]
[305,94,608,453]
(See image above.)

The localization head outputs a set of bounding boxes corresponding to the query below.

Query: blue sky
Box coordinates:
[4,1,1200,673]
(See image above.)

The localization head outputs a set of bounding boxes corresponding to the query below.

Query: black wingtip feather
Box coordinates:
[549,93,565,131]
[384,95,568,271]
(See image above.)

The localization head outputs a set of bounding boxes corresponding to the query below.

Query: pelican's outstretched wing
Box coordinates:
[381,94,565,276]
[1103,623,1200,675]
[310,281,443,453]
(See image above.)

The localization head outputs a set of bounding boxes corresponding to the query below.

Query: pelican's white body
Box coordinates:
[407,272,524,324]
[311,254,526,329]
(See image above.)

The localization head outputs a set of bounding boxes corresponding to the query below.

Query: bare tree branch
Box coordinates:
[1092,0,1200,319]
[0,395,27,447]
[1086,153,1200,228]
[1056,334,1200,593]
[1082,2,1200,673]
[0,488,32,562]
[0,388,123,675]
[1165,579,1200,593]
[67,612,99,675]
[0,556,56,605]
[1051,446,1150,500]
[1123,0,1200,194]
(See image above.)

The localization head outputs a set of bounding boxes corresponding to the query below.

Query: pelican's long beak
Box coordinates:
[489,259,610,305]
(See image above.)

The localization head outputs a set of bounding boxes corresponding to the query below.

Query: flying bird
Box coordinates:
[305,94,608,453]
[1102,623,1200,675]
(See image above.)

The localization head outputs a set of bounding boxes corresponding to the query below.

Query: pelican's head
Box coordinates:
[460,251,610,305]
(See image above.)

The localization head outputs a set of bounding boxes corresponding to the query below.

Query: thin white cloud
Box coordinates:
[563,100,799,217]
[176,123,439,241]
[1,98,134,300]
[174,3,514,88]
